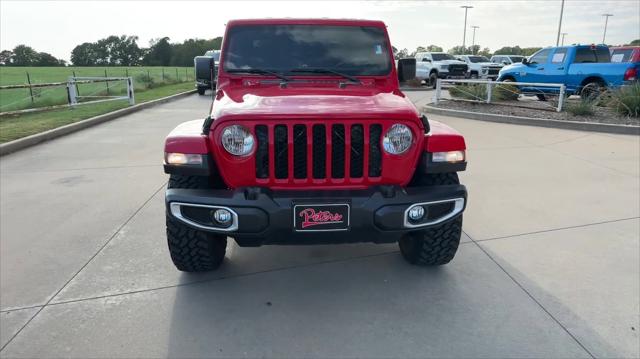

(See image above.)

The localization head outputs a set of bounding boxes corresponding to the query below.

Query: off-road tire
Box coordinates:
[580,80,606,101]
[410,172,459,187]
[197,86,206,95]
[166,214,227,272]
[398,215,463,266]
[166,174,227,272]
[168,174,211,189]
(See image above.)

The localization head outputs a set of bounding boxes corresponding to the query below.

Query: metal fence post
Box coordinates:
[72,70,80,96]
[557,85,565,112]
[162,68,165,82]
[127,77,135,105]
[67,77,78,106]
[104,69,110,95]
[434,79,442,104]
[26,72,34,103]
[486,82,492,104]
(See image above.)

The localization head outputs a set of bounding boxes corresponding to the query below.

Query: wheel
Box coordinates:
[429,72,438,89]
[536,94,547,101]
[399,172,463,266]
[399,216,463,266]
[580,81,606,101]
[197,86,206,95]
[166,175,227,272]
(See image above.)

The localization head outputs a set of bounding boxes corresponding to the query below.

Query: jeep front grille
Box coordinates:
[255,123,383,182]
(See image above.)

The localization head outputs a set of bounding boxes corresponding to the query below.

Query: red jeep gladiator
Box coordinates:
[163,19,468,272]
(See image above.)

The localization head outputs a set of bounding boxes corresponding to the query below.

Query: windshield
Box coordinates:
[431,53,455,61]
[509,56,524,63]
[469,56,490,63]
[205,50,221,61]
[222,25,391,76]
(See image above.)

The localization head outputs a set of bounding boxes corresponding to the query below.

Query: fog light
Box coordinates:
[408,205,425,222]
[213,209,232,227]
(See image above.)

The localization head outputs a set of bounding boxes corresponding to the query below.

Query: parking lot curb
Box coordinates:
[423,104,640,136]
[0,89,197,156]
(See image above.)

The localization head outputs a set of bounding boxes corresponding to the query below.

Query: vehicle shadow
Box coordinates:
[165,242,621,358]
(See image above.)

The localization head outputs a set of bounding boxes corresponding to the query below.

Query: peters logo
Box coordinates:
[299,208,344,229]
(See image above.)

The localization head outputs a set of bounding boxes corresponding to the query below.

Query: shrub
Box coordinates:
[135,73,155,89]
[493,83,520,101]
[448,84,487,101]
[608,83,640,117]
[566,99,595,116]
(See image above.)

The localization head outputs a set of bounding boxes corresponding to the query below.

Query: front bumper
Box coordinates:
[438,72,466,79]
[166,185,467,246]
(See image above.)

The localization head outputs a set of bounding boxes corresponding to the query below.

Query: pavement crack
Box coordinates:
[474,217,639,243]
[0,180,167,352]
[465,230,596,359]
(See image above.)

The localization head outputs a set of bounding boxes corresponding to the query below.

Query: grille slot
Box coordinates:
[369,124,382,177]
[312,125,326,179]
[255,125,269,178]
[274,125,288,179]
[331,124,346,179]
[350,124,364,178]
[255,122,385,182]
[293,125,307,179]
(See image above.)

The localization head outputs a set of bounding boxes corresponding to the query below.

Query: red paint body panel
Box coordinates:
[163,18,467,189]
[165,120,209,154]
[424,120,467,152]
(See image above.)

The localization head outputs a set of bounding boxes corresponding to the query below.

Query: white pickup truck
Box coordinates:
[414,52,468,88]
[455,55,504,80]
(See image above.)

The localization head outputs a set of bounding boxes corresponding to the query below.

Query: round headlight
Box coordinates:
[221,125,254,156]
[382,124,413,154]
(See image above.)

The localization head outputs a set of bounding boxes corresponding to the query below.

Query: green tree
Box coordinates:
[477,47,492,58]
[448,45,470,55]
[521,47,542,56]
[628,39,640,46]
[11,45,39,66]
[0,50,13,65]
[71,42,99,65]
[35,52,64,66]
[144,37,173,65]
[494,46,523,55]
[169,37,222,66]
[426,45,443,52]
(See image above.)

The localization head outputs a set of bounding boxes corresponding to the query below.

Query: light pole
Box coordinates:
[602,14,613,44]
[561,32,568,46]
[555,0,565,46]
[461,5,473,50]
[471,26,479,54]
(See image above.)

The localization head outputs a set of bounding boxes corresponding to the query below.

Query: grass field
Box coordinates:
[0,81,194,143]
[0,66,194,112]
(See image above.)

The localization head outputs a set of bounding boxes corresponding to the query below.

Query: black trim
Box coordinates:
[166,184,467,246]
[202,116,214,135]
[164,154,212,176]
[419,152,467,174]
[420,113,430,134]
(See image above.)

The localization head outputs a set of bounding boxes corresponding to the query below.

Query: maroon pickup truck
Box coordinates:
[163,18,468,272]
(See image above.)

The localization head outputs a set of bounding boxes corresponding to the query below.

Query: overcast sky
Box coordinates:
[1,0,639,61]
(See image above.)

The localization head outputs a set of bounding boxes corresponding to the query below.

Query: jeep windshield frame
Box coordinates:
[221,24,392,76]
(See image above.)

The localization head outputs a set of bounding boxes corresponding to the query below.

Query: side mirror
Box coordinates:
[422,58,431,62]
[194,55,216,87]
[397,58,417,82]
[521,58,529,65]
[502,61,509,65]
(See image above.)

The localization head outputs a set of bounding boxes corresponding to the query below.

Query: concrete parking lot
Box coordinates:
[1,91,638,358]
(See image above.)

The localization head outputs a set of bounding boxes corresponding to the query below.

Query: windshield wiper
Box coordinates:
[289,68,362,84]
[226,68,292,82]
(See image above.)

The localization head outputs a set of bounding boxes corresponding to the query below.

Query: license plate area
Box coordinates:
[293,203,350,232]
